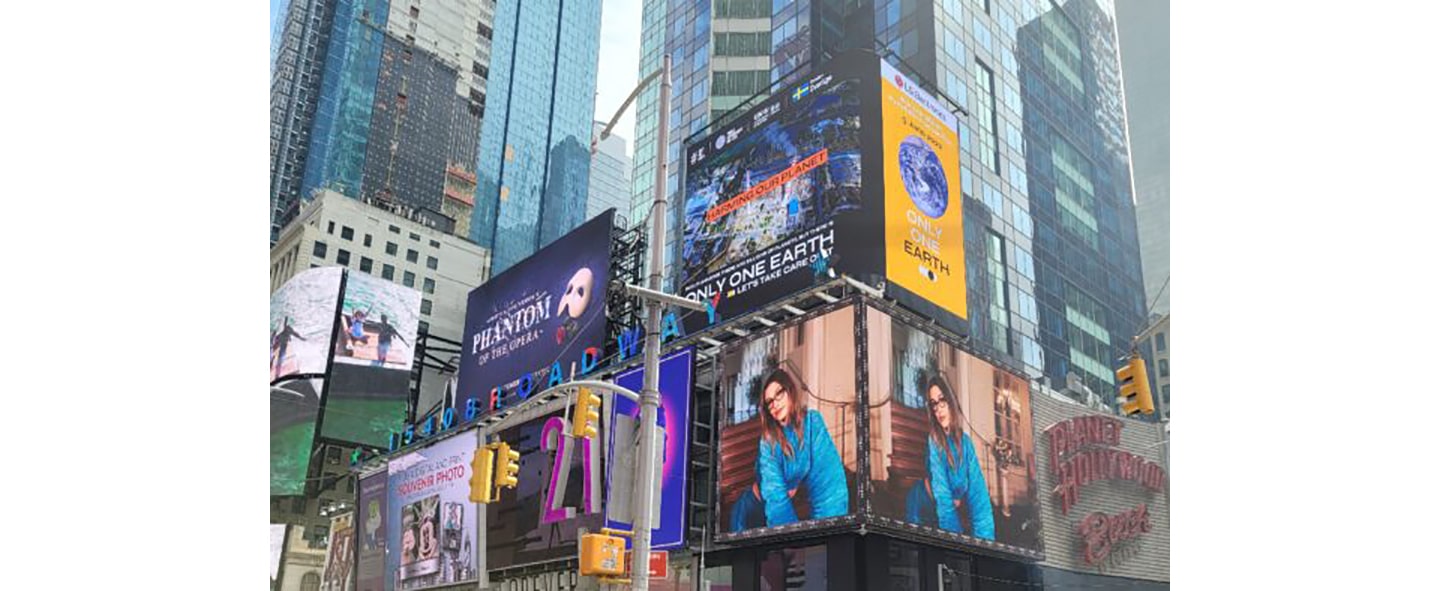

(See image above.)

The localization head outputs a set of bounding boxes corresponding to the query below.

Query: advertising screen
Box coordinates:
[715,305,859,541]
[680,64,866,330]
[321,512,356,591]
[456,210,613,419]
[386,433,481,590]
[323,271,421,448]
[270,524,286,585]
[486,410,604,570]
[865,305,1040,555]
[270,267,343,382]
[356,471,388,591]
[880,60,967,321]
[605,348,693,549]
[271,377,324,496]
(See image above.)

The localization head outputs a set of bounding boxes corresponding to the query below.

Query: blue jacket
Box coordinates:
[928,432,995,539]
[755,409,849,525]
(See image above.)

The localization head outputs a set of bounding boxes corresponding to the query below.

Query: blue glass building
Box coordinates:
[472,0,602,273]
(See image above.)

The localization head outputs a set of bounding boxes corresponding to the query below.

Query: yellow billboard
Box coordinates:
[881,61,967,320]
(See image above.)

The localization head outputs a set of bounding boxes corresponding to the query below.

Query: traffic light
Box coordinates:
[469,445,495,504]
[1116,353,1155,416]
[495,441,520,492]
[573,387,601,439]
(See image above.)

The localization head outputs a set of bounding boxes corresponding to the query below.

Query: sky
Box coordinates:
[270,0,643,156]
[594,0,643,156]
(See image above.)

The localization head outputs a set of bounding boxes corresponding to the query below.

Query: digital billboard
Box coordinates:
[270,266,343,382]
[322,271,421,448]
[865,305,1040,555]
[680,63,868,331]
[270,524,286,585]
[321,512,356,591]
[386,433,481,590]
[605,348,693,549]
[486,410,603,570]
[271,377,324,496]
[356,471,387,591]
[456,209,614,419]
[880,60,966,321]
[715,305,859,541]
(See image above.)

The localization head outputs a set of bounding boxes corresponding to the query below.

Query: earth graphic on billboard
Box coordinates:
[898,135,948,218]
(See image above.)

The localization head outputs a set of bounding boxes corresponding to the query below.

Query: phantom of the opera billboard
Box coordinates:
[712,300,1040,559]
[455,209,614,421]
[680,50,968,334]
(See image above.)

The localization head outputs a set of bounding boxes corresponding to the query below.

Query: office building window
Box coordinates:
[423,278,435,294]
[364,234,372,247]
[421,299,432,315]
[403,271,415,287]
[327,221,335,234]
[313,241,327,259]
[336,249,350,266]
[1156,332,1167,352]
[382,264,395,280]
[987,231,1010,354]
[429,239,440,249]
[341,226,354,241]
[760,545,827,590]
[386,242,398,256]
[975,0,990,15]
[409,232,421,242]
[389,225,400,234]
[300,572,320,591]
[426,256,438,270]
[975,61,1000,172]
[418,320,429,334]
[1159,359,1169,378]
[407,249,419,263]
[358,256,373,273]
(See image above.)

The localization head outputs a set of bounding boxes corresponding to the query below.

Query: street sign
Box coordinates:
[625,550,668,578]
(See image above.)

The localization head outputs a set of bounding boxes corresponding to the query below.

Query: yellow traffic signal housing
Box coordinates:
[573,387,601,439]
[579,533,627,576]
[469,445,495,504]
[495,441,521,492]
[1116,354,1155,416]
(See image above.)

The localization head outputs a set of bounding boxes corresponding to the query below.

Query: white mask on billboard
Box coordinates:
[557,267,595,319]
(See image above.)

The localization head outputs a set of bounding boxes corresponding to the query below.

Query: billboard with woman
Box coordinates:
[716,305,860,540]
[865,305,1041,555]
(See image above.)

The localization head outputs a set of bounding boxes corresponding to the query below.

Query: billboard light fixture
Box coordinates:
[727,327,750,337]
[782,304,805,316]
[699,337,723,347]
[755,316,777,327]
[815,291,839,303]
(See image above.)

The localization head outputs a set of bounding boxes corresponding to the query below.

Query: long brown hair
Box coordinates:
[922,372,965,469]
[758,367,806,457]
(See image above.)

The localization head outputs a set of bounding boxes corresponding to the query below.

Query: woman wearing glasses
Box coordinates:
[730,367,849,531]
[905,373,995,539]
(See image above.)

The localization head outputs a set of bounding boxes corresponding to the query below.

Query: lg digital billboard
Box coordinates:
[271,377,324,496]
[457,209,614,419]
[880,60,967,321]
[386,433,482,590]
[486,410,604,570]
[605,348,693,550]
[356,471,387,591]
[680,50,971,334]
[270,266,343,382]
[323,271,421,448]
[865,305,1040,555]
[681,63,869,331]
[715,305,860,542]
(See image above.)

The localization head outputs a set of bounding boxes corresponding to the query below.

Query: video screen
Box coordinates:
[270,377,323,496]
[865,306,1041,554]
[322,271,420,447]
[715,305,859,539]
[270,267,342,382]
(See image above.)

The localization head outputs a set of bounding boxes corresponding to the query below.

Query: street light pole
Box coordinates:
[630,52,671,591]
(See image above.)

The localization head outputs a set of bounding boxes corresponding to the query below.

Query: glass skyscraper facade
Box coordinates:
[472,0,602,273]
[1116,0,1168,317]
[587,122,633,224]
[631,0,1145,407]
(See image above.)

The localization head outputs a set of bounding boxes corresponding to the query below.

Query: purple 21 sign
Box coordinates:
[606,348,693,549]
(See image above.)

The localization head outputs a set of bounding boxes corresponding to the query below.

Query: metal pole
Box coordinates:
[630,53,671,591]
[476,426,488,590]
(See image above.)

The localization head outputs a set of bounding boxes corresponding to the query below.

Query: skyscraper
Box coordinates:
[269,0,496,241]
[633,0,1146,408]
[1116,0,1168,316]
[588,121,633,224]
[472,0,602,274]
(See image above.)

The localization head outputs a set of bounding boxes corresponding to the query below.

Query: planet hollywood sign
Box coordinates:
[1044,415,1168,567]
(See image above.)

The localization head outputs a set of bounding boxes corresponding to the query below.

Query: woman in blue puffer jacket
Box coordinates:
[730,368,849,531]
[905,373,995,539]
